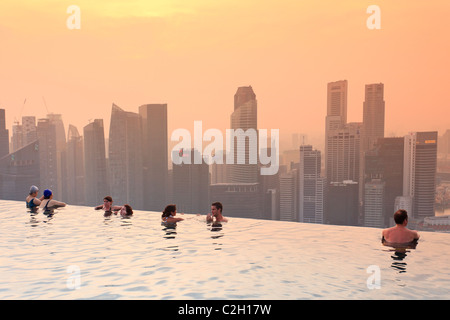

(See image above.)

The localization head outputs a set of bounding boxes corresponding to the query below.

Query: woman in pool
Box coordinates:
[113,204,133,217]
[161,204,184,223]
[26,185,43,210]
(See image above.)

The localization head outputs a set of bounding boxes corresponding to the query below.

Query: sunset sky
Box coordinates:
[1,0,449,151]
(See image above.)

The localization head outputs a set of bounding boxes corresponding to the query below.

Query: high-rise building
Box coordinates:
[229,86,258,184]
[326,122,362,184]
[66,125,85,205]
[364,179,385,228]
[139,104,168,212]
[11,121,23,152]
[37,118,58,196]
[327,80,348,126]
[364,137,404,226]
[22,116,37,147]
[403,131,438,219]
[0,109,9,158]
[108,104,143,209]
[0,140,40,201]
[47,114,67,201]
[172,148,210,214]
[83,119,108,206]
[326,180,359,226]
[299,145,325,224]
[279,169,298,222]
[362,83,385,152]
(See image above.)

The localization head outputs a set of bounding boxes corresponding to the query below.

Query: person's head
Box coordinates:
[162,204,177,217]
[394,209,408,226]
[120,204,133,216]
[211,202,223,216]
[103,196,113,204]
[29,185,39,196]
[43,189,53,199]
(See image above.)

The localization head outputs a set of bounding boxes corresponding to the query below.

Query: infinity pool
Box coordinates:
[0,200,449,299]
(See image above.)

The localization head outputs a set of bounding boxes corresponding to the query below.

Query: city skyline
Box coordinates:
[0,1,449,145]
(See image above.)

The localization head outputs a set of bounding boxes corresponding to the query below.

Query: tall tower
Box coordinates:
[108,104,143,209]
[229,86,258,183]
[362,83,385,152]
[139,104,168,212]
[83,119,108,206]
[403,132,438,219]
[299,145,325,224]
[37,118,58,196]
[66,125,85,205]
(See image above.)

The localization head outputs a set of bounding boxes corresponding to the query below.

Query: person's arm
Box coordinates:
[111,206,122,211]
[206,213,213,223]
[51,200,66,207]
[33,198,42,206]
[413,230,420,240]
[94,205,103,210]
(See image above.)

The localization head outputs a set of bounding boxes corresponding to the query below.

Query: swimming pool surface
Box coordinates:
[0,200,449,299]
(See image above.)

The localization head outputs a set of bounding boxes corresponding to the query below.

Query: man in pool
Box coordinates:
[206,202,228,223]
[382,209,420,244]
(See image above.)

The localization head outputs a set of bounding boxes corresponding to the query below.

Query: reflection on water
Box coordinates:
[382,240,418,275]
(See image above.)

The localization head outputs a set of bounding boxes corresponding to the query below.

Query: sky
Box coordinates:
[1,0,449,152]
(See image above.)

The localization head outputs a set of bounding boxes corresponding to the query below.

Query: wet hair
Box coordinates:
[394,209,408,225]
[104,196,113,202]
[162,204,176,218]
[123,204,133,216]
[211,202,223,213]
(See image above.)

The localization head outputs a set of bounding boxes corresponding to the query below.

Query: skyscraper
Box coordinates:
[362,83,385,152]
[0,109,9,158]
[299,145,325,224]
[139,104,168,212]
[37,118,58,196]
[229,86,258,183]
[83,119,108,206]
[279,169,298,221]
[364,179,385,228]
[66,125,85,205]
[109,104,144,209]
[404,131,438,219]
[172,148,209,214]
[326,80,348,126]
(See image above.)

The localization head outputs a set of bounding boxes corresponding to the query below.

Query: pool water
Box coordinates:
[0,200,449,299]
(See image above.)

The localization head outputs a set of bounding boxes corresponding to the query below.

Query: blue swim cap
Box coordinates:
[43,189,52,198]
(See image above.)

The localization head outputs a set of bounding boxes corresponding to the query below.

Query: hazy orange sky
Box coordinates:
[1,0,449,151]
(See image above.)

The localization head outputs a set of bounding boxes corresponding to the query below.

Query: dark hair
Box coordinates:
[394,209,408,224]
[123,204,133,216]
[162,204,176,218]
[104,196,112,202]
[211,202,223,212]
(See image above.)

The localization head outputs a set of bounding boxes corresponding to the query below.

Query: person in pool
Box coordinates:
[95,196,115,214]
[382,209,420,244]
[162,204,184,223]
[39,189,66,213]
[113,204,133,217]
[26,185,44,209]
[206,202,228,223]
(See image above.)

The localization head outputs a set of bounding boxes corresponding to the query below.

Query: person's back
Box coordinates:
[382,209,419,244]
[39,189,66,211]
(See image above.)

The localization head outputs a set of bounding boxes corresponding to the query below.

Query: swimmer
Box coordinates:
[94,196,114,214]
[162,204,184,223]
[26,185,43,209]
[39,189,66,213]
[382,209,420,245]
[113,204,133,217]
[206,202,228,223]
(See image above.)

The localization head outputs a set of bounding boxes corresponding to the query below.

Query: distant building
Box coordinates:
[279,169,298,221]
[0,140,40,201]
[66,125,85,205]
[83,119,108,206]
[404,132,438,219]
[364,179,385,228]
[362,83,385,152]
[299,145,325,224]
[172,149,210,214]
[0,109,9,158]
[108,104,143,209]
[326,180,359,226]
[37,118,58,197]
[139,104,168,212]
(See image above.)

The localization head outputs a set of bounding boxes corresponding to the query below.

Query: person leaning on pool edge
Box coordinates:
[162,204,184,223]
[382,209,420,244]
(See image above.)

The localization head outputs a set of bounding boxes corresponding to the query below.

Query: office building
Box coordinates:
[66,125,85,205]
[139,104,168,211]
[362,83,385,152]
[0,109,9,158]
[83,119,108,206]
[326,180,359,226]
[37,118,58,197]
[364,179,385,228]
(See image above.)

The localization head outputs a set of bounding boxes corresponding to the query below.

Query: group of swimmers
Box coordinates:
[27,185,227,224]
[27,185,421,245]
